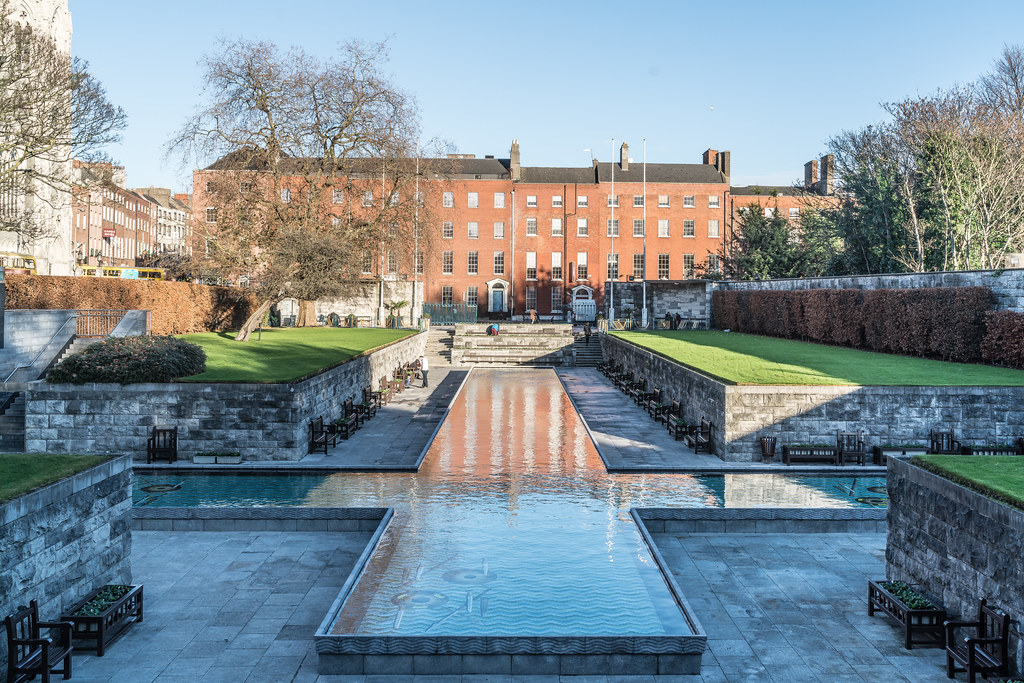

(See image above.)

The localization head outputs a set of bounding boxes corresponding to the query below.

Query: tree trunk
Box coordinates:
[235,298,276,342]
[296,300,317,327]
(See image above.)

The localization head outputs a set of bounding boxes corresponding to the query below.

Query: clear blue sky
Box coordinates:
[70,0,1024,192]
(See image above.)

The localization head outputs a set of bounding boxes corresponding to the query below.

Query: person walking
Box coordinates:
[419,354,429,388]
[584,321,591,344]
[530,308,537,324]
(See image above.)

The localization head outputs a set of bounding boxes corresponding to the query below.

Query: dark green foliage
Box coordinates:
[982,310,1024,369]
[880,581,935,610]
[75,585,132,616]
[47,335,206,384]
[712,286,994,363]
[722,203,808,280]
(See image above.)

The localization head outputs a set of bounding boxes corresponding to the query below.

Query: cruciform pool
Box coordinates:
[133,368,884,675]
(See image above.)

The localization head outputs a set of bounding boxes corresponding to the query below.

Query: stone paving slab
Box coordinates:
[68,526,951,682]
[557,369,886,475]
[134,369,468,472]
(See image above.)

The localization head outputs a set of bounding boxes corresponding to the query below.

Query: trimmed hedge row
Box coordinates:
[981,310,1024,369]
[712,286,994,363]
[4,274,256,335]
[47,335,206,385]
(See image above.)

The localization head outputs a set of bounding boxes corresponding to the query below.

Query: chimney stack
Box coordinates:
[702,148,718,166]
[819,154,834,195]
[804,159,818,189]
[620,142,629,171]
[510,139,521,181]
[718,150,730,183]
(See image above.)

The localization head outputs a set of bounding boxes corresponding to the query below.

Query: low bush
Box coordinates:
[47,335,206,384]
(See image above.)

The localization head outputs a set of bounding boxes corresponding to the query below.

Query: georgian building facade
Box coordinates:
[194,141,836,319]
[72,161,156,269]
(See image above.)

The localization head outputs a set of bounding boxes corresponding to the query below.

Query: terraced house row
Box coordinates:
[194,141,837,319]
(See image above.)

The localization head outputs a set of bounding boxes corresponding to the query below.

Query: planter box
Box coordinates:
[782,445,838,465]
[61,584,143,656]
[867,580,945,649]
[872,447,928,466]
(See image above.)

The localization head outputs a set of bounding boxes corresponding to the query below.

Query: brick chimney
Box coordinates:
[717,150,730,183]
[702,149,718,165]
[819,154,834,195]
[510,139,521,181]
[804,159,818,189]
[620,142,629,171]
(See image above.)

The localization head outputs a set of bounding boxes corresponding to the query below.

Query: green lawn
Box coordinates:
[0,454,110,504]
[913,455,1024,510]
[178,328,416,382]
[612,330,1024,386]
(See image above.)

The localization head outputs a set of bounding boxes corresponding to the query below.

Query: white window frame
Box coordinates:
[551,218,563,236]
[577,195,588,207]
[442,191,454,208]
[683,195,695,208]
[526,195,537,207]
[526,251,537,280]
[281,188,291,203]
[607,194,619,207]
[494,192,505,209]
[708,220,720,238]
[607,219,619,237]
[467,191,479,208]
[789,207,800,219]
[467,250,478,275]
[494,221,505,239]
[708,195,720,208]
[552,195,563,208]
[442,251,454,275]
[494,251,505,275]
[577,218,588,237]
[658,219,670,238]
[362,191,373,207]
[332,189,344,204]
[633,219,645,237]
[658,253,670,280]
[633,195,644,207]
[205,207,217,223]
[552,251,563,280]
[442,221,454,239]
[577,252,588,279]
[683,219,695,237]
[526,217,538,236]
[468,221,479,239]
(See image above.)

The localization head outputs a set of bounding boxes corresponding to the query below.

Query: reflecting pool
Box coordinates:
[133,369,885,637]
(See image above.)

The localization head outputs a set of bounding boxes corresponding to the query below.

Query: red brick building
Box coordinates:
[193,142,833,319]
[72,161,156,269]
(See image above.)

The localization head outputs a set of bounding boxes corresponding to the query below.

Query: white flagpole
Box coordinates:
[642,138,647,329]
[609,138,615,322]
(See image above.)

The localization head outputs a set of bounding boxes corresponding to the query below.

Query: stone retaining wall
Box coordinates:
[886,457,1023,676]
[23,332,426,461]
[0,456,132,679]
[0,310,77,381]
[452,323,574,367]
[636,507,886,534]
[602,334,1024,461]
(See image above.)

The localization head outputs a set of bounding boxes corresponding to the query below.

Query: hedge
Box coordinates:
[4,274,257,335]
[712,286,994,363]
[981,310,1024,369]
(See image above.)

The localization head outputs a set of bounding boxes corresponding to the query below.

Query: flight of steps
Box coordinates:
[50,338,99,370]
[425,327,455,367]
[0,393,25,452]
[573,335,603,367]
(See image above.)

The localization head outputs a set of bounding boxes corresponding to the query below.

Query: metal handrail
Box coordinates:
[3,314,79,383]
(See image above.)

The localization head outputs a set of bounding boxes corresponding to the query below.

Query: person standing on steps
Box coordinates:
[419,354,429,388]
[584,321,591,344]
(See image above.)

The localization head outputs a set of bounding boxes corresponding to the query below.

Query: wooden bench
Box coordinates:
[646,388,667,420]
[146,426,178,464]
[836,431,867,465]
[635,382,654,407]
[963,444,1020,456]
[665,401,689,439]
[378,376,392,405]
[945,598,1010,683]
[366,385,384,409]
[690,417,713,454]
[930,429,964,455]
[625,377,646,402]
[309,417,338,454]
[5,599,73,683]
[782,444,838,465]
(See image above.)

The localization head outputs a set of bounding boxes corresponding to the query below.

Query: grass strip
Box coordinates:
[178,327,416,382]
[912,455,1024,512]
[0,454,110,504]
[612,330,1024,386]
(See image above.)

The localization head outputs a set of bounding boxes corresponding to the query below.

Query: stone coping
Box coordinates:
[131,505,390,532]
[0,454,130,526]
[636,506,886,534]
[889,456,1024,527]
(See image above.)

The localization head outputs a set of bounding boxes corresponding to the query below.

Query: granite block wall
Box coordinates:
[0,310,77,381]
[602,335,1024,461]
[887,457,1023,676]
[0,456,132,679]
[23,332,426,461]
[452,324,574,366]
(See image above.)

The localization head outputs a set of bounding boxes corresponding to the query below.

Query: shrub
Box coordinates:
[47,335,206,384]
[982,310,1024,369]
[4,274,257,335]
[712,285,995,363]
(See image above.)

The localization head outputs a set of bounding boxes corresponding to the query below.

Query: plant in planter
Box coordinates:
[61,584,143,656]
[868,579,946,649]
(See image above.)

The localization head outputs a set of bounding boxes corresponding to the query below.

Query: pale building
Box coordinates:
[1,0,75,275]
[136,187,194,258]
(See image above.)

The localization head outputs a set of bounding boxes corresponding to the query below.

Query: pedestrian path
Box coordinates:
[557,368,885,473]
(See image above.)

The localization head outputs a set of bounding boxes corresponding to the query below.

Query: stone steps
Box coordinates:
[573,336,603,367]
[0,393,26,452]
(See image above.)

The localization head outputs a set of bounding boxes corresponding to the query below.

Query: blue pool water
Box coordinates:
[133,369,885,637]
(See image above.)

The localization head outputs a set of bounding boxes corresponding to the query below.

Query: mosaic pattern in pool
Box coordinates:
[134,369,885,637]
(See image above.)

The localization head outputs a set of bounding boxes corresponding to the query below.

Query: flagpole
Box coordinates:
[642,138,647,329]
[414,140,419,324]
[609,138,615,322]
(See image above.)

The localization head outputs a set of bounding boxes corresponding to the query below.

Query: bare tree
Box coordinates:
[170,38,444,341]
[980,44,1024,118]
[0,0,126,237]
